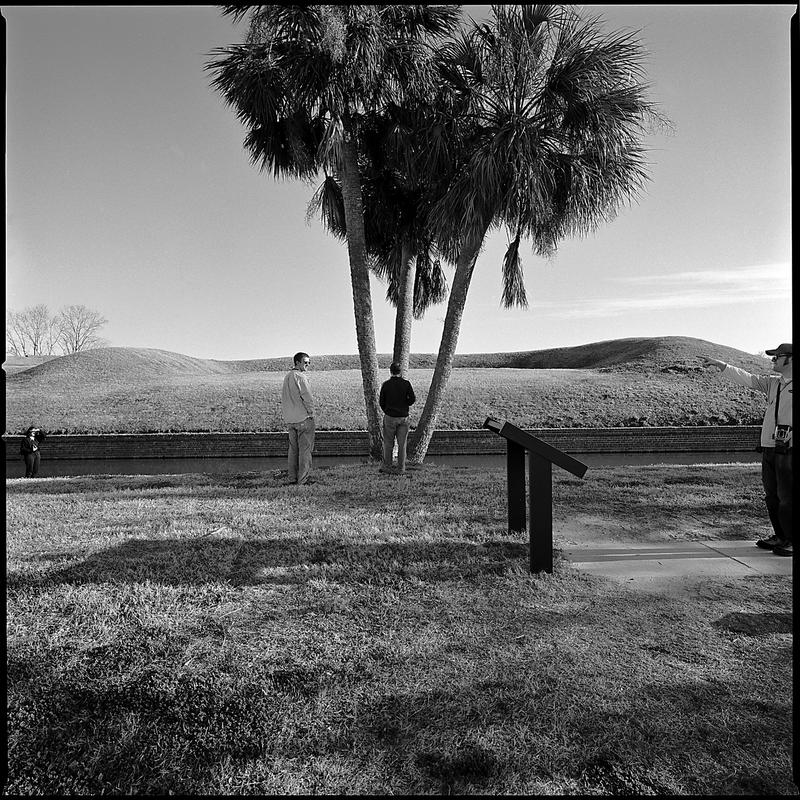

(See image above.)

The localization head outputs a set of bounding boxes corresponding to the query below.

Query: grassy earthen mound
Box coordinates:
[4,336,771,434]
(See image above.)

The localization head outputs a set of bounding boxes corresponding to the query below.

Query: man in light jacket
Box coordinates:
[703,343,793,555]
[281,352,316,485]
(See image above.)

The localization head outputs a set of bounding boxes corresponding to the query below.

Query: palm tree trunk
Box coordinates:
[392,241,416,375]
[407,232,486,464]
[339,130,383,460]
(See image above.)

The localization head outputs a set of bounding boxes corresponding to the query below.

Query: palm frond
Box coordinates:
[205,44,285,129]
[413,252,449,317]
[218,5,261,26]
[242,109,321,179]
[519,4,562,36]
[500,232,528,309]
[245,6,323,49]
[376,241,407,289]
[306,175,347,239]
[381,5,463,38]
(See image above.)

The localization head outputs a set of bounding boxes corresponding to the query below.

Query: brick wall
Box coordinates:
[4,426,761,461]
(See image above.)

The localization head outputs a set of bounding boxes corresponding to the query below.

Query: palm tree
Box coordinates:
[310,177,449,375]
[206,5,461,459]
[406,4,669,462]
[306,117,450,376]
[361,110,451,374]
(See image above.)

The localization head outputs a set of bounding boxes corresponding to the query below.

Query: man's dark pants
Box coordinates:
[23,452,40,478]
[761,448,793,542]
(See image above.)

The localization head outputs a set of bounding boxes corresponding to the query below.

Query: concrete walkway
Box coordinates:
[564,539,792,595]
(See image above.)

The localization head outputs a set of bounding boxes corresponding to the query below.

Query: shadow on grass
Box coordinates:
[7,656,325,794]
[357,673,793,795]
[8,643,794,795]
[8,536,533,590]
[711,611,793,636]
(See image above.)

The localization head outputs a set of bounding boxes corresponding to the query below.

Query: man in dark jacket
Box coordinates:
[379,362,416,475]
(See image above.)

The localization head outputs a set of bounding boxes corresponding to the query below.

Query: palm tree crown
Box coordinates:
[425,4,666,306]
[208,5,462,181]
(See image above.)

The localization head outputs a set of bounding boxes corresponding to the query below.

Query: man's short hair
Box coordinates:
[390,361,402,375]
[293,352,310,365]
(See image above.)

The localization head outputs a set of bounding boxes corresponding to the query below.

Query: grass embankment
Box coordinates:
[7,462,793,794]
[6,335,769,434]
[4,367,765,434]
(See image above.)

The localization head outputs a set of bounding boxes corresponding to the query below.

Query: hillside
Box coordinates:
[2,355,60,376]
[5,336,773,435]
[5,337,768,381]
[6,348,239,382]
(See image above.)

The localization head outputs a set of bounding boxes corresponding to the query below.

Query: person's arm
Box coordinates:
[701,357,727,372]
[296,373,315,418]
[379,382,387,413]
[701,357,770,393]
[406,381,416,406]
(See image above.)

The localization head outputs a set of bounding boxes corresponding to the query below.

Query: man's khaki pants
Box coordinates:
[287,417,315,484]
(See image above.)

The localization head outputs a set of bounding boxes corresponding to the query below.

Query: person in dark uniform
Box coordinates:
[379,362,416,475]
[703,343,793,555]
[20,426,46,478]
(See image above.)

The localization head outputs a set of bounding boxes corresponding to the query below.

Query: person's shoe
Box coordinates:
[378,467,395,475]
[298,478,317,485]
[773,543,793,557]
[756,535,786,550]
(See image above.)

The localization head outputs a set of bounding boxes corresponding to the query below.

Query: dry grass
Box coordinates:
[5,336,770,435]
[6,364,766,435]
[6,462,794,794]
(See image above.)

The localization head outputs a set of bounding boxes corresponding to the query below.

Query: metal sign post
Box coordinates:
[484,416,588,574]
[507,439,526,533]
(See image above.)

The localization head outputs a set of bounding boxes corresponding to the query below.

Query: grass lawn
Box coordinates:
[6,366,764,434]
[6,462,794,795]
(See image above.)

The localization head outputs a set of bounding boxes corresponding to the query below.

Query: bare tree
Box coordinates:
[6,304,60,356]
[6,310,30,356]
[55,305,109,354]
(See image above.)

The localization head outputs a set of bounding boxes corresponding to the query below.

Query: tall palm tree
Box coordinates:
[206,5,461,459]
[407,4,669,462]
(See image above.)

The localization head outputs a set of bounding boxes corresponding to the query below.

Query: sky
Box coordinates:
[4,4,794,361]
